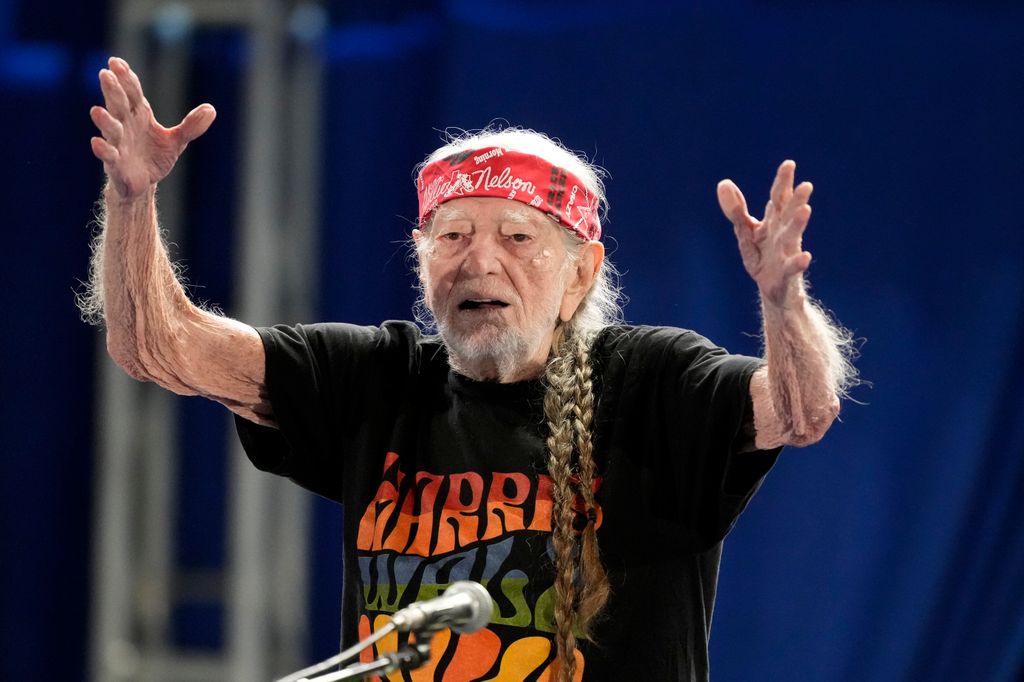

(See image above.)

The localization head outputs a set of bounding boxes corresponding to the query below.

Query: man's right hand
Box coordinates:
[90,56,216,199]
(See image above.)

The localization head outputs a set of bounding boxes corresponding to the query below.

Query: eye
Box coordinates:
[440,231,463,241]
[510,233,532,243]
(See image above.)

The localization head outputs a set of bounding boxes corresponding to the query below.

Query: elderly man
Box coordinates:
[86,57,855,681]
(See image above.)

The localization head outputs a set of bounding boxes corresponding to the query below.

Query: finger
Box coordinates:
[793,180,813,204]
[784,251,812,277]
[99,69,130,119]
[717,179,756,228]
[794,203,812,228]
[174,104,217,144]
[90,105,124,145]
[91,136,120,164]
[781,182,814,228]
[770,159,796,208]
[109,57,145,111]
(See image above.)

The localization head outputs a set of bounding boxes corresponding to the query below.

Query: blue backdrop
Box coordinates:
[2,1,1022,680]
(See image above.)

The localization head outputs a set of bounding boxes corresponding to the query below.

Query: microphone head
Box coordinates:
[445,581,493,634]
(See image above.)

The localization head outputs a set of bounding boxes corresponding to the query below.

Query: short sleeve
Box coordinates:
[233,320,423,501]
[595,326,781,551]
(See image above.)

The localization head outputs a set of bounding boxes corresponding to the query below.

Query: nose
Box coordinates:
[460,232,503,277]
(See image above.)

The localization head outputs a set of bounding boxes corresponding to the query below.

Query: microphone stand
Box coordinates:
[299,637,433,682]
[275,622,397,682]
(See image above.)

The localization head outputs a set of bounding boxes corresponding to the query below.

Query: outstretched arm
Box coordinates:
[85,57,272,426]
[718,161,856,449]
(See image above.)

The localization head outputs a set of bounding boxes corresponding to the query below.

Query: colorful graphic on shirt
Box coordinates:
[355,452,600,681]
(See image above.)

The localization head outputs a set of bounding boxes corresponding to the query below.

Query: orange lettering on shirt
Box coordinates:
[435,472,484,555]
[357,452,403,551]
[405,471,444,556]
[482,472,531,540]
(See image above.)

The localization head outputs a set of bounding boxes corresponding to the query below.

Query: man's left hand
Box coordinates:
[717,160,812,308]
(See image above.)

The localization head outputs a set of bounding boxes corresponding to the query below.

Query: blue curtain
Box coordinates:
[2,1,1021,679]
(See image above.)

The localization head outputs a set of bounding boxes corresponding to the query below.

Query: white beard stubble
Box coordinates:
[436,299,560,382]
[422,238,574,383]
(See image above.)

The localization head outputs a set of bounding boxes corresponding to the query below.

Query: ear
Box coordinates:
[412,228,429,264]
[412,228,433,310]
[559,241,605,322]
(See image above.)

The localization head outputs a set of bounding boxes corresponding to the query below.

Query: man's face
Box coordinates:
[414,197,578,381]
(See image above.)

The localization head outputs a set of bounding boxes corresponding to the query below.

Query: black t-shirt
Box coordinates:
[235,321,781,681]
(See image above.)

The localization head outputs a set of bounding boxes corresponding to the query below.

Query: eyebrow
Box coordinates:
[433,207,470,222]
[499,208,538,225]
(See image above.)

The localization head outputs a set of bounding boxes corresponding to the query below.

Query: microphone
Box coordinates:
[390,581,493,635]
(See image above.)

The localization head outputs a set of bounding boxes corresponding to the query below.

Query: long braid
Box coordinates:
[569,334,610,625]
[544,329,611,681]
[544,340,580,682]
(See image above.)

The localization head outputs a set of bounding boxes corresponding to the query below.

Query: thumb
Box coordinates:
[175,103,217,144]
[717,179,752,228]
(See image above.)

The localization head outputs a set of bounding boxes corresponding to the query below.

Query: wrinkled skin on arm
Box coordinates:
[87,57,272,426]
[718,161,856,449]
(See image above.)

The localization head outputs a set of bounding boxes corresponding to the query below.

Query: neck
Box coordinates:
[448,348,549,383]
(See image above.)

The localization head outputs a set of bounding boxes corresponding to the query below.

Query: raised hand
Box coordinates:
[717,160,813,308]
[90,56,216,199]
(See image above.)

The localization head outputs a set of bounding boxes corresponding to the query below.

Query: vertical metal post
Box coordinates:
[268,5,327,672]
[90,363,142,682]
[228,0,288,679]
[91,2,325,680]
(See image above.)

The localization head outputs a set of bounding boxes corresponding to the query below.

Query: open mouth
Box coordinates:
[458,298,510,311]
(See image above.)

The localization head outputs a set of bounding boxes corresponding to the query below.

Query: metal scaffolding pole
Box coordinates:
[90,2,324,680]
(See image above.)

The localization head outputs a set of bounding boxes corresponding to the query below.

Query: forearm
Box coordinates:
[100,184,183,382]
[752,280,854,449]
[92,184,273,425]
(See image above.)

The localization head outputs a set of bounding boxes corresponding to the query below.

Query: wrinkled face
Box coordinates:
[414,197,579,381]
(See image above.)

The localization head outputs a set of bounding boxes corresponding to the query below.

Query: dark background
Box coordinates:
[2,0,1022,680]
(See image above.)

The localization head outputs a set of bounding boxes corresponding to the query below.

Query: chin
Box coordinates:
[439,321,538,381]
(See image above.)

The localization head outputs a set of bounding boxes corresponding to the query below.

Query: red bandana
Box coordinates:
[417,147,602,241]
